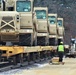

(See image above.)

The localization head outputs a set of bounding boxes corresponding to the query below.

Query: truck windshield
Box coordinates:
[57,20,62,26]
[48,16,56,24]
[35,10,46,19]
[16,1,31,12]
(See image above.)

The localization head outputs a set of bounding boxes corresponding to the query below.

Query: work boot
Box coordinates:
[62,62,65,65]
[59,62,65,65]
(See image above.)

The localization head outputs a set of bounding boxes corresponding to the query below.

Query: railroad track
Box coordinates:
[0,58,51,72]
[0,62,13,72]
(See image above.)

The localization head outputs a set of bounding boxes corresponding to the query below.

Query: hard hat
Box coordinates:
[60,41,63,44]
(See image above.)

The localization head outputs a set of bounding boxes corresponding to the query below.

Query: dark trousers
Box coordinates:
[58,52,64,62]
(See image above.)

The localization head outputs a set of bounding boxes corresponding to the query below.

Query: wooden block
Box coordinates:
[52,57,59,63]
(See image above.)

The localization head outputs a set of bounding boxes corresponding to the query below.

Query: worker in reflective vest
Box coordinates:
[58,41,64,64]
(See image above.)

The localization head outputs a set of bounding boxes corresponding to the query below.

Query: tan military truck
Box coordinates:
[57,18,64,45]
[48,14,58,46]
[0,0,20,45]
[0,0,34,46]
[33,7,49,46]
[15,0,34,46]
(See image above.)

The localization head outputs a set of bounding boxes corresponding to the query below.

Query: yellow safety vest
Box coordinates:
[58,45,64,52]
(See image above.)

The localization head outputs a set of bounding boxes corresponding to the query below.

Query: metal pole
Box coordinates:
[2,0,5,11]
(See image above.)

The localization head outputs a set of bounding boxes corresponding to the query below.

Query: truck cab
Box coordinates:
[48,14,58,46]
[15,0,34,46]
[57,18,64,45]
[33,7,48,46]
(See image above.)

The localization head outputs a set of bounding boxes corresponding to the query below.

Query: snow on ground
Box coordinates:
[0,62,49,75]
